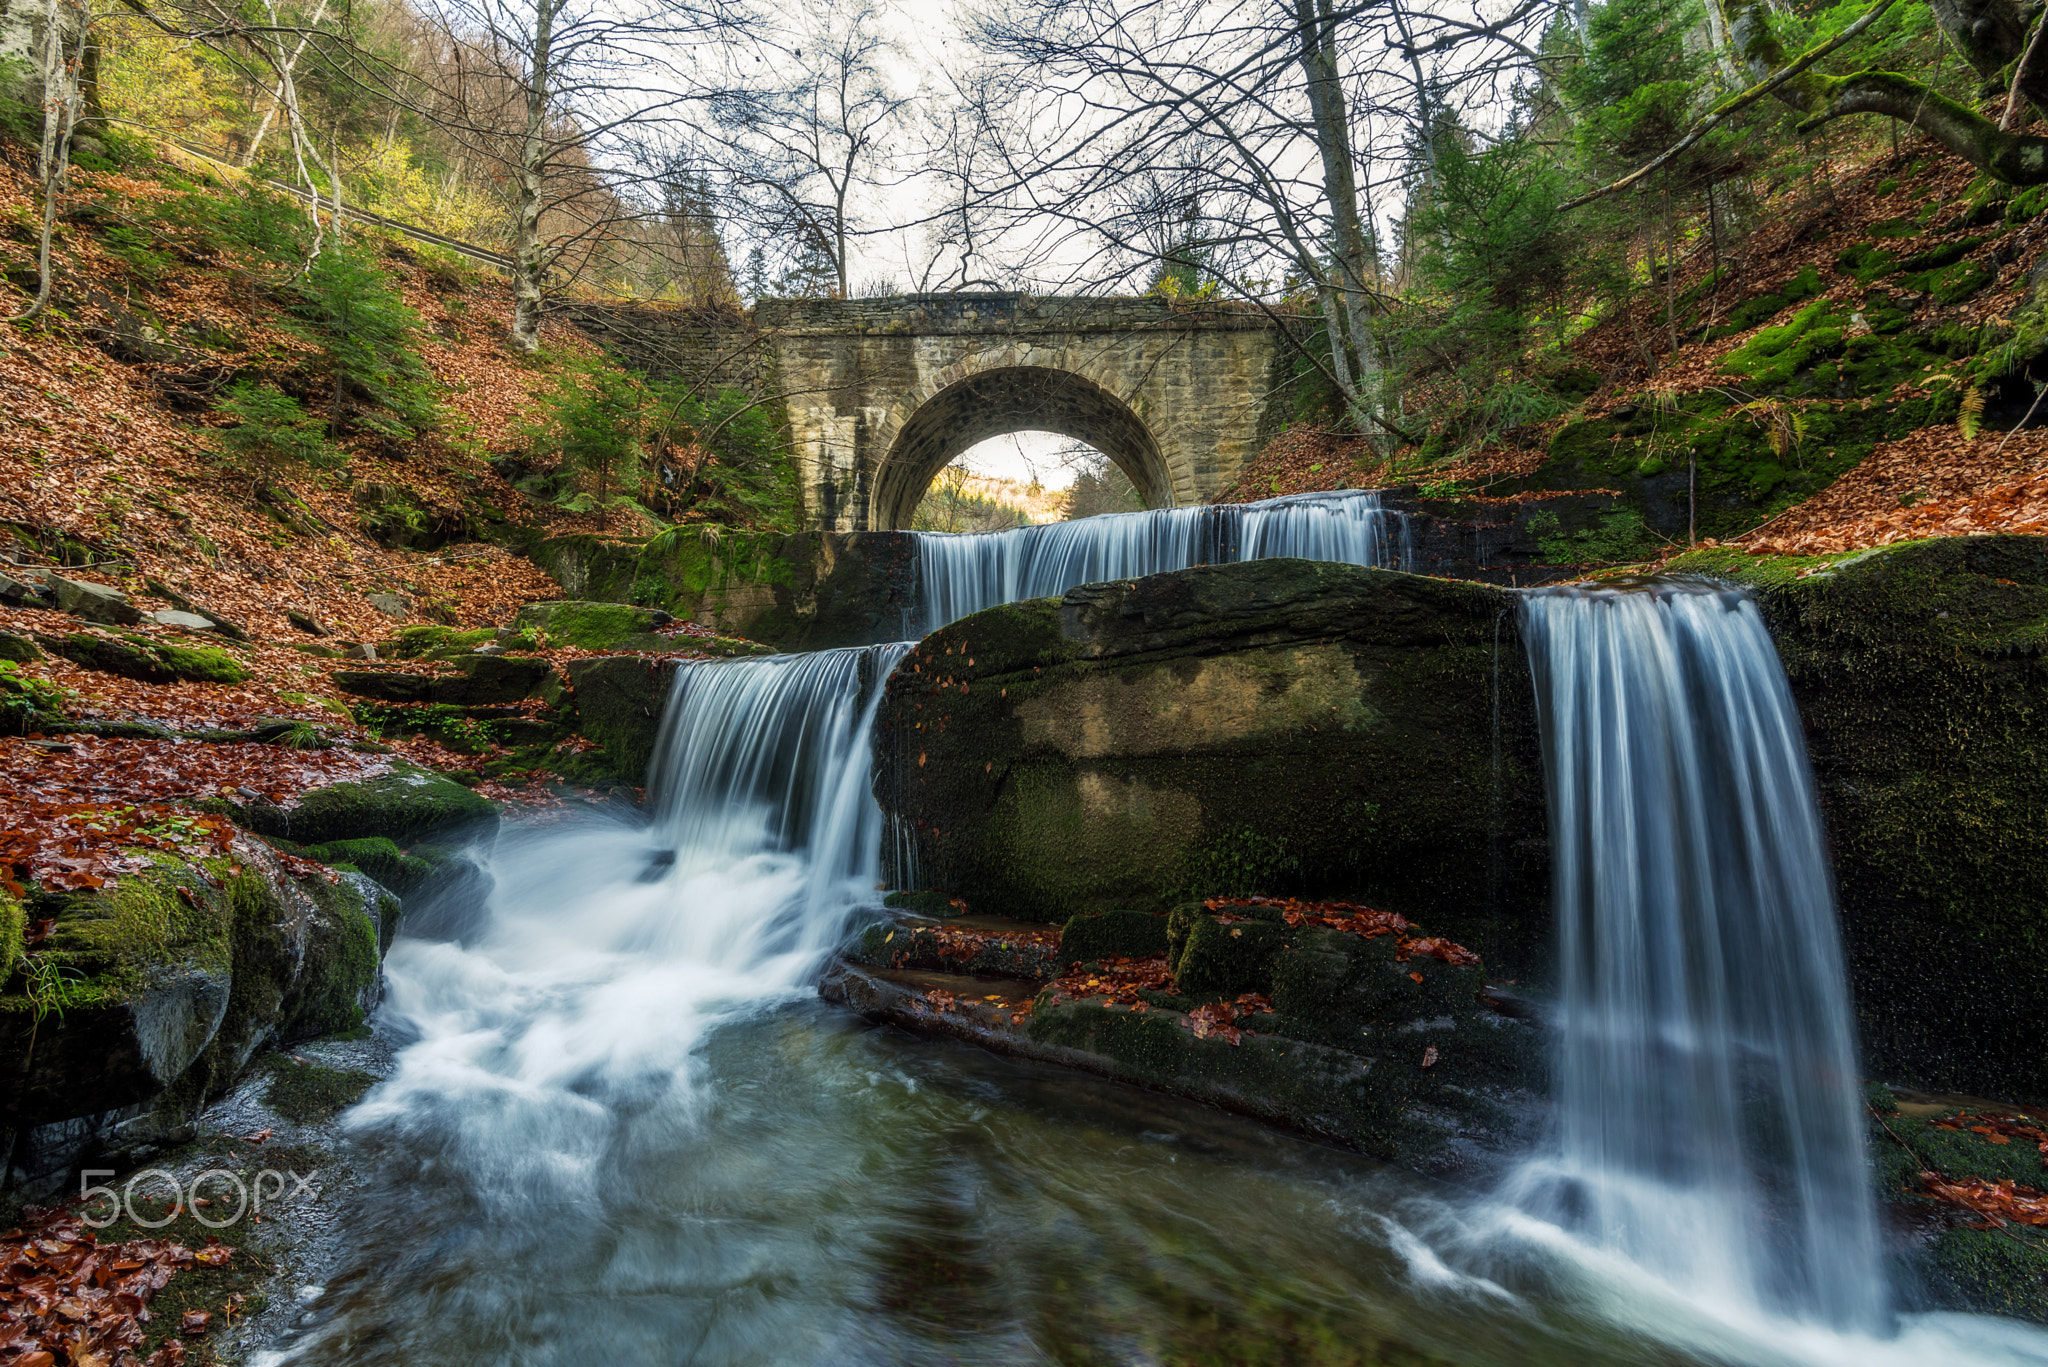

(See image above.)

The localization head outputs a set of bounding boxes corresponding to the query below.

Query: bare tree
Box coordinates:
[706,0,909,299]
[405,0,736,350]
[3,0,89,322]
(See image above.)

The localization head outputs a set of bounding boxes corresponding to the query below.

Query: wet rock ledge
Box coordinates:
[822,899,1542,1173]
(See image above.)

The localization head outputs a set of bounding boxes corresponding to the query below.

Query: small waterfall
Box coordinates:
[914,488,1408,628]
[349,642,910,1185]
[649,643,913,910]
[1514,581,1883,1332]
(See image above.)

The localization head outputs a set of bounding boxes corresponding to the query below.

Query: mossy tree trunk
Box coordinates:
[1712,0,2048,185]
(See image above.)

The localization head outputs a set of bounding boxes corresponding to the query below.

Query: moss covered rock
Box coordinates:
[513,600,674,650]
[229,763,499,847]
[873,559,1550,972]
[565,655,669,786]
[35,630,251,684]
[1059,909,1169,965]
[532,529,918,650]
[0,841,395,1188]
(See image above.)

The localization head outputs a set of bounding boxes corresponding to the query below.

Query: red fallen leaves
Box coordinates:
[1043,955,1177,1012]
[0,1208,227,1367]
[900,923,1057,969]
[1919,1172,2048,1228]
[918,989,957,1015]
[1212,896,1408,939]
[1185,994,1276,1047]
[1205,897,1483,967]
[1399,937,1484,968]
[0,802,235,895]
[1934,1111,2048,1169]
[0,734,390,891]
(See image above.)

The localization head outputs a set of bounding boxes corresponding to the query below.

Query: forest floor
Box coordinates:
[1218,140,2048,557]
[0,139,753,855]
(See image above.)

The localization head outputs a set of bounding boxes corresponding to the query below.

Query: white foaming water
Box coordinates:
[913,487,1408,628]
[346,643,911,1190]
[1514,581,1882,1330]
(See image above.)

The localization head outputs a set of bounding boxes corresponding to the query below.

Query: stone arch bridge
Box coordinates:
[562,294,1298,531]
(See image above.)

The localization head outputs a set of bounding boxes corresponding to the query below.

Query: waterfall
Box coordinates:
[1513,581,1883,1331]
[649,643,912,911]
[347,642,910,1182]
[914,488,1408,628]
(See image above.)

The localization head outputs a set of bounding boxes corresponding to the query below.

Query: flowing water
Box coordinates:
[1513,581,1885,1333]
[254,597,2048,1365]
[914,488,1410,629]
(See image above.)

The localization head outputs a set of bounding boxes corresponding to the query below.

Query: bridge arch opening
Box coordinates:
[873,366,1173,531]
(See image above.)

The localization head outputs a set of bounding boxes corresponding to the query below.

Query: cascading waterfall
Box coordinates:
[346,642,910,1186]
[648,643,913,910]
[914,487,1409,628]
[1512,581,1884,1331]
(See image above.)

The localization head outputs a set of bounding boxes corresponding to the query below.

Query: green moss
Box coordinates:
[301,836,433,894]
[1172,915,1288,998]
[2007,184,2048,224]
[1179,824,1302,899]
[1539,356,1960,540]
[1924,1227,2048,1322]
[280,877,381,1039]
[0,631,41,662]
[150,641,251,684]
[1720,300,1851,386]
[515,600,659,649]
[1909,257,1996,305]
[387,625,497,659]
[1694,537,2048,1095]
[234,763,499,845]
[1059,909,1169,964]
[883,889,962,916]
[0,890,23,978]
[1711,262,1822,336]
[262,1052,378,1123]
[1896,236,1989,274]
[1835,241,1900,283]
[53,869,235,983]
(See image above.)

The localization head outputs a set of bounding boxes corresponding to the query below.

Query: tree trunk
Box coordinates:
[1713,0,2048,185]
[510,0,557,354]
[1294,0,1387,440]
[4,0,86,323]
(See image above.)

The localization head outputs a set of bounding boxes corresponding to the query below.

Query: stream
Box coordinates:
[255,497,2048,1365]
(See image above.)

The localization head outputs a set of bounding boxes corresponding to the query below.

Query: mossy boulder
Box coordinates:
[227,763,499,847]
[1667,535,2048,1098]
[532,529,919,650]
[513,600,672,650]
[1059,909,1169,965]
[565,655,669,786]
[437,653,553,704]
[0,842,394,1188]
[384,625,497,659]
[295,836,435,898]
[36,630,251,684]
[1867,1102,2048,1323]
[1538,373,1961,541]
[872,559,1550,973]
[0,632,42,662]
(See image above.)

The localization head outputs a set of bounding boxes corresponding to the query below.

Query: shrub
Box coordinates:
[286,244,443,444]
[215,381,345,472]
